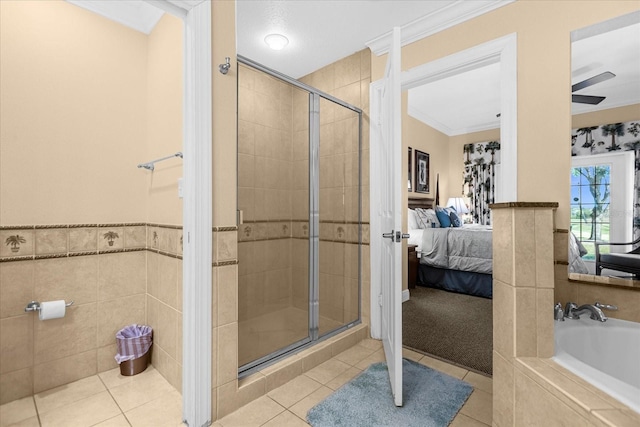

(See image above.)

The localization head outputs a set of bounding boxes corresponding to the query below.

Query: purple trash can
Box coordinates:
[115,324,153,376]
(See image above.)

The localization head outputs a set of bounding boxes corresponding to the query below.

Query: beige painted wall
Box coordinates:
[0,0,148,225]
[373,0,640,230]
[572,103,640,128]
[146,14,184,225]
[0,1,184,404]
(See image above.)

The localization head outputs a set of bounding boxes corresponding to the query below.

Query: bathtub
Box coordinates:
[553,316,640,413]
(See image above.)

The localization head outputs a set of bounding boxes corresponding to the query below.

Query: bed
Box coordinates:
[408,197,493,298]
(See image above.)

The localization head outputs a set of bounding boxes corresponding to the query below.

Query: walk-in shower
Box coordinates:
[237,57,362,373]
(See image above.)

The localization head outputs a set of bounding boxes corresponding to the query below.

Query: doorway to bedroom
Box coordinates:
[394,35,518,378]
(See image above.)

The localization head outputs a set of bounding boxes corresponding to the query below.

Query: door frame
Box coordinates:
[370,33,517,338]
[146,1,213,425]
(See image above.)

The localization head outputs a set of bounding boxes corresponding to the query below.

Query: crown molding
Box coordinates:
[366,0,516,56]
[408,104,499,137]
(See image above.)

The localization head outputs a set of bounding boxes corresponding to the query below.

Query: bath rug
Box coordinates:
[307,358,473,427]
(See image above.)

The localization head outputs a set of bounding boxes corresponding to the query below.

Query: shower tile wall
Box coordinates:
[0,224,183,405]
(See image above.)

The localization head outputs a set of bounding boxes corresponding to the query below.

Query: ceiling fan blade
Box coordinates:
[572,71,615,93]
[572,94,606,105]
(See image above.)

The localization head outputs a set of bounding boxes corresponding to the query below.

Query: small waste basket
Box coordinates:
[115,324,153,376]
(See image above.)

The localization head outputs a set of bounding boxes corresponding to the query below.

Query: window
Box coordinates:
[570,165,610,259]
[571,152,634,261]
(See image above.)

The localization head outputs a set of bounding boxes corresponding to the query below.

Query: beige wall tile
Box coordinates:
[535,209,555,288]
[536,288,555,358]
[0,261,34,318]
[151,344,180,392]
[0,315,33,374]
[158,228,180,254]
[218,265,238,326]
[146,251,159,300]
[261,356,302,392]
[97,344,118,373]
[69,228,98,253]
[592,409,640,427]
[33,349,96,393]
[576,282,640,323]
[98,227,124,251]
[513,209,536,287]
[97,294,146,347]
[554,231,569,264]
[156,302,178,359]
[514,369,589,427]
[492,208,513,285]
[157,255,178,308]
[216,379,238,419]
[98,252,146,301]
[33,303,96,364]
[335,52,361,89]
[0,367,33,405]
[34,256,98,306]
[216,231,237,263]
[493,280,514,359]
[514,287,536,357]
[554,264,577,306]
[34,228,68,255]
[124,226,146,249]
[492,351,514,427]
[217,322,238,387]
[1,230,34,258]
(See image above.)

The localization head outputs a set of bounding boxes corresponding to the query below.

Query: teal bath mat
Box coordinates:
[307,358,473,427]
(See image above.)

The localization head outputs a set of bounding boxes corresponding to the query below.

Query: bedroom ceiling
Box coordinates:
[67,1,639,137]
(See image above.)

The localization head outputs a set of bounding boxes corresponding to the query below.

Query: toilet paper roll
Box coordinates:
[39,300,66,320]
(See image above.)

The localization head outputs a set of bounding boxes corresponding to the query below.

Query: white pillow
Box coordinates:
[408,209,419,230]
[415,208,440,228]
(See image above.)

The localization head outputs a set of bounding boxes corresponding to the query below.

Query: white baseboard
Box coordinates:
[402,289,410,303]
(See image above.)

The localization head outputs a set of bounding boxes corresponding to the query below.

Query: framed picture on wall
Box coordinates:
[408,147,412,192]
[415,150,429,193]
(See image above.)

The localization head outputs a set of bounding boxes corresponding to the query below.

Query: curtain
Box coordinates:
[572,120,640,248]
[463,141,500,225]
[468,163,495,225]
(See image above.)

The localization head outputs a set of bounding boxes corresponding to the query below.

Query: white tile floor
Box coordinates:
[1,342,492,427]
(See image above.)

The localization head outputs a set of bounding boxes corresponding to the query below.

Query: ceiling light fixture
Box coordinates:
[264,33,289,51]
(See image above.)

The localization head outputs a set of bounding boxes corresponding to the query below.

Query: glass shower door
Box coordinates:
[318,97,361,336]
[237,64,310,368]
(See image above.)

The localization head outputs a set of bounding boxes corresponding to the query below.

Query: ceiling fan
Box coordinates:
[572,71,616,105]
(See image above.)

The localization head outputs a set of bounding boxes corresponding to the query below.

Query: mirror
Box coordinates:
[568,11,640,288]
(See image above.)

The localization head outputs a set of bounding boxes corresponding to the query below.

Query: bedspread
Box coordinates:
[420,225,493,274]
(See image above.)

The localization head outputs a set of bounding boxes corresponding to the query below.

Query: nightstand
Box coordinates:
[408,244,418,289]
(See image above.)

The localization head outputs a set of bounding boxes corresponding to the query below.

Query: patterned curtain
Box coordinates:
[572,120,640,248]
[463,141,500,225]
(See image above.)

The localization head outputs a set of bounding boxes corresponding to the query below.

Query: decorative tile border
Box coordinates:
[0,222,184,262]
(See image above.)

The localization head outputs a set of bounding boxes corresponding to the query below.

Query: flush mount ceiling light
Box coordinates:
[264,33,289,50]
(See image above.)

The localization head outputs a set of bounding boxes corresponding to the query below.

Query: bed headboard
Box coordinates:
[408,197,435,210]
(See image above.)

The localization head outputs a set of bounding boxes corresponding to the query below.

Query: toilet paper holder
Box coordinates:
[24,300,74,312]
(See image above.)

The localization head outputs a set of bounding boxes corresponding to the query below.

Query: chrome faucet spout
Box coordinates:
[572,304,608,322]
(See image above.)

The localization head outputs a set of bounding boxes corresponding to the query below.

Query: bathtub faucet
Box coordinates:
[565,302,608,322]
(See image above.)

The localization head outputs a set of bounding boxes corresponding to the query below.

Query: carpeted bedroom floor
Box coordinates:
[402,286,493,376]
